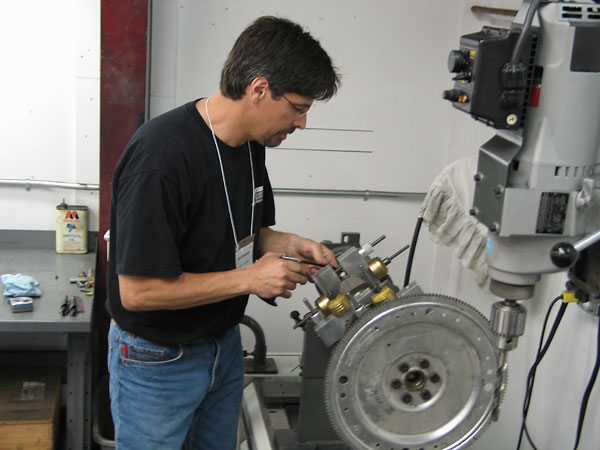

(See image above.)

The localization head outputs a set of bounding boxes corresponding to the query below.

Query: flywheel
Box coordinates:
[324,294,500,450]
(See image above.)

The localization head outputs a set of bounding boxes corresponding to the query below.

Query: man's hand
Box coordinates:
[243,252,310,299]
[259,227,338,277]
[284,234,338,276]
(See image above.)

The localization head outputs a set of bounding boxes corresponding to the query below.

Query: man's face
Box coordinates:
[260,91,313,147]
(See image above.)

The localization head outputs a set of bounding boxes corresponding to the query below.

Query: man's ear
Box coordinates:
[247,77,270,103]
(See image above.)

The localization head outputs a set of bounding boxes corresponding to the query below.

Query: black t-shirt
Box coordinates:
[106,100,276,344]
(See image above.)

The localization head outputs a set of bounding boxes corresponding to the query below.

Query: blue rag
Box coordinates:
[1,273,42,297]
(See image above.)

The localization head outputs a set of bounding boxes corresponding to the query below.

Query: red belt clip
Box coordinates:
[122,344,128,359]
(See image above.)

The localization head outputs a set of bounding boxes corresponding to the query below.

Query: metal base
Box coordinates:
[274,429,346,450]
[241,375,346,450]
[241,331,346,450]
[244,357,278,374]
[490,278,535,300]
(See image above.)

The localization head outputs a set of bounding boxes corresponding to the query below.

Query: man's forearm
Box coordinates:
[259,226,297,255]
[118,246,312,311]
[118,270,252,311]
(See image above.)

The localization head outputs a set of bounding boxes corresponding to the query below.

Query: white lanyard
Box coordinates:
[205,97,255,249]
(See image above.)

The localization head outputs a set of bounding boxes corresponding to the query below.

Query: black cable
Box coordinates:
[572,315,600,450]
[519,297,567,449]
[517,295,568,450]
[524,296,564,411]
[403,216,423,287]
[511,0,542,64]
[523,425,538,450]
[521,295,563,450]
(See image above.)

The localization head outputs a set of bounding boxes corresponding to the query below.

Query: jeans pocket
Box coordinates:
[122,335,183,366]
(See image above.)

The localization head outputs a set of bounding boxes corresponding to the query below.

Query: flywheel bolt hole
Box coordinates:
[404,370,426,391]
[398,362,409,373]
[339,375,349,384]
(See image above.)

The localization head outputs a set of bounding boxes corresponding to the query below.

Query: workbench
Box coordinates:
[0,230,97,450]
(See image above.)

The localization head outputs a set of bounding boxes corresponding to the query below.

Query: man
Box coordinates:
[106,16,340,450]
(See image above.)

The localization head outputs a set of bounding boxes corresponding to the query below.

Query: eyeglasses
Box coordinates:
[281,94,310,118]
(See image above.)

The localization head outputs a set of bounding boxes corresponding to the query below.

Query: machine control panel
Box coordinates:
[443,26,537,129]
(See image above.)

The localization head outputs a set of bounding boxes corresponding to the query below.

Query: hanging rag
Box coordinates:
[1,273,42,297]
[419,155,490,288]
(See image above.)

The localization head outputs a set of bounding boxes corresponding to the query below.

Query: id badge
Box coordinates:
[254,186,264,204]
[235,234,255,269]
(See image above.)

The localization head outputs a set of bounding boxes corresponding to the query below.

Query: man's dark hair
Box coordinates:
[220,16,340,101]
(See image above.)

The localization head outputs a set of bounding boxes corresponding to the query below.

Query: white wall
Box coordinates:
[0,0,100,232]
[149,1,600,449]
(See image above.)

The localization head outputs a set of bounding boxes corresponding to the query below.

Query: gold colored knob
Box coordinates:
[316,295,331,317]
[328,294,351,317]
[371,285,395,304]
[369,258,388,280]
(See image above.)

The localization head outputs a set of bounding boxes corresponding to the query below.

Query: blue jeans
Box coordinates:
[107,321,244,450]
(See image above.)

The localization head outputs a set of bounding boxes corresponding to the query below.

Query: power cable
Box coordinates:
[403,216,423,287]
[572,315,600,450]
[516,295,568,450]
[511,0,541,64]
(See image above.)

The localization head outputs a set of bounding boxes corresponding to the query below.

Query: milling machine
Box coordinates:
[240,1,600,449]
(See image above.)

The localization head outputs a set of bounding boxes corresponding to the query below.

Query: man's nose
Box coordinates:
[292,114,307,130]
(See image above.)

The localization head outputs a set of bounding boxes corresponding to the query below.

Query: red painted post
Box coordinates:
[97,0,148,375]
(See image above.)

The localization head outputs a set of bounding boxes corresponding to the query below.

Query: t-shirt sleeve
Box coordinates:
[114,171,186,278]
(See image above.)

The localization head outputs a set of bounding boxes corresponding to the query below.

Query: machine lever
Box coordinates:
[371,235,386,247]
[551,230,600,269]
[574,229,600,252]
[383,245,410,265]
[290,310,312,330]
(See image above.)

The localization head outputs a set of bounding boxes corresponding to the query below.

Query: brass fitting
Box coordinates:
[316,295,331,317]
[371,285,395,304]
[328,294,352,317]
[368,257,388,280]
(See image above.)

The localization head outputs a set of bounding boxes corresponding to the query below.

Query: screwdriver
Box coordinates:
[280,255,327,267]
